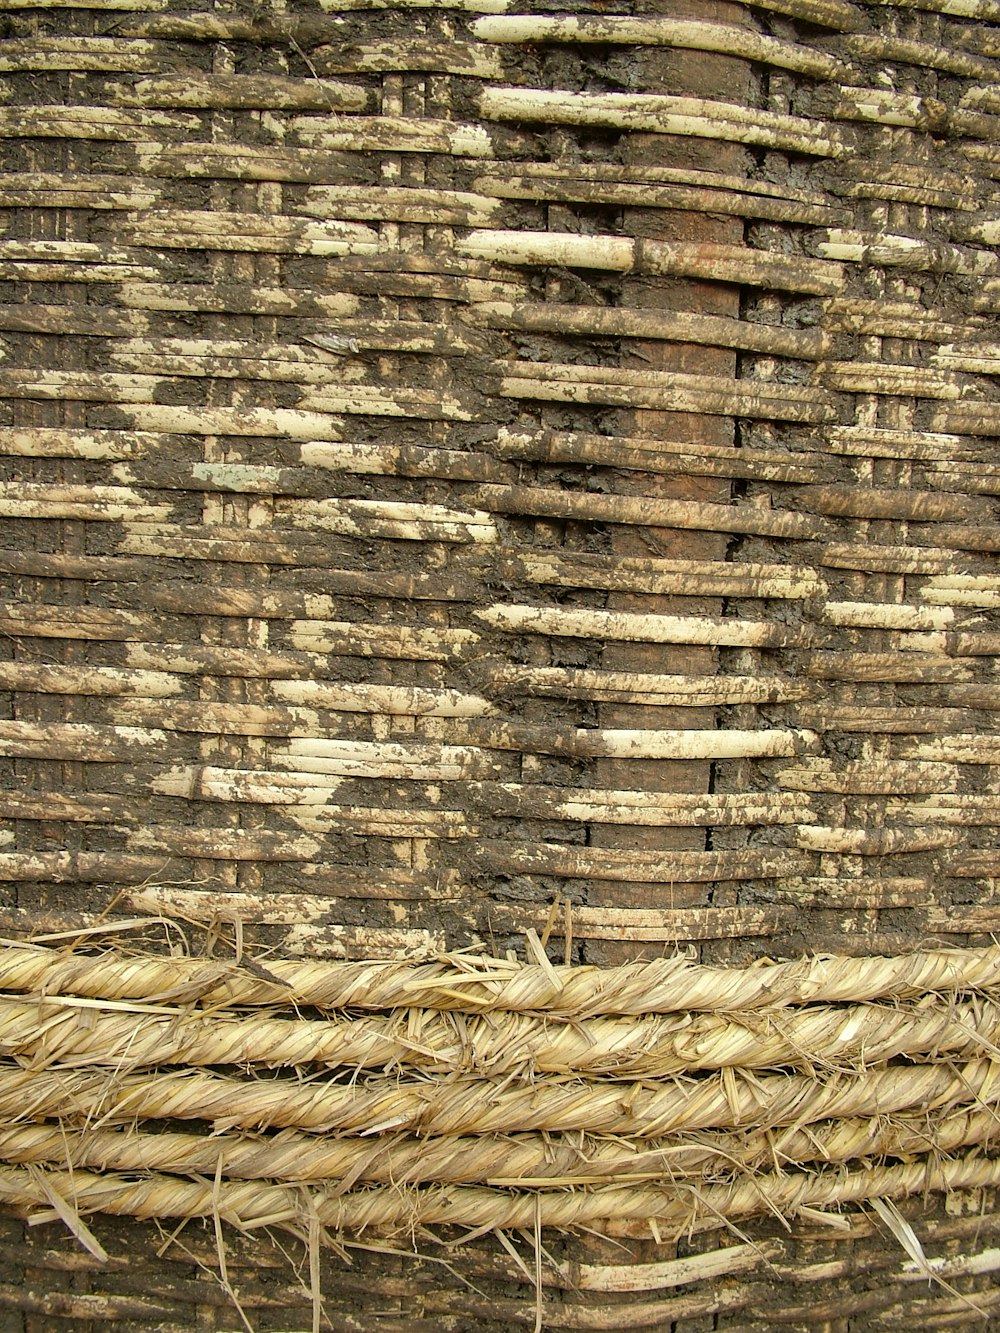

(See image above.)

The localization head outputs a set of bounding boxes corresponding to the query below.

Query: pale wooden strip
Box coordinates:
[827,299,985,342]
[793,704,970,733]
[0,604,163,642]
[840,31,1000,78]
[0,371,189,404]
[110,700,323,740]
[288,115,504,157]
[0,664,180,698]
[296,387,474,420]
[0,721,165,762]
[4,0,170,7]
[114,405,355,438]
[479,88,845,157]
[743,0,866,27]
[821,601,956,631]
[818,228,998,275]
[904,736,1000,764]
[288,622,480,661]
[484,665,814,706]
[0,240,152,265]
[0,853,172,883]
[471,484,826,538]
[811,85,975,131]
[795,826,961,855]
[125,209,378,255]
[0,173,158,209]
[270,681,493,718]
[276,739,497,781]
[827,425,981,465]
[486,903,792,941]
[801,651,969,682]
[284,498,497,542]
[0,483,170,523]
[819,545,970,574]
[473,16,849,78]
[768,878,932,907]
[475,603,812,649]
[467,302,827,358]
[472,842,811,883]
[476,171,844,224]
[878,0,1000,18]
[110,73,370,111]
[798,483,988,522]
[500,373,835,422]
[488,427,829,484]
[314,38,503,77]
[459,230,844,294]
[0,305,169,337]
[300,185,501,225]
[932,403,1000,437]
[0,105,200,139]
[1,792,132,824]
[819,361,962,399]
[119,282,362,315]
[891,795,1000,824]
[463,783,813,826]
[474,158,832,202]
[119,269,518,305]
[0,262,160,282]
[0,38,171,72]
[917,683,1000,708]
[933,344,1000,373]
[459,725,813,761]
[295,441,510,481]
[127,827,324,861]
[778,760,959,795]
[489,549,826,599]
[130,897,445,960]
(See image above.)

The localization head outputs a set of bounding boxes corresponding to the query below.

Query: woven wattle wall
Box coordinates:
[4,0,1000,1327]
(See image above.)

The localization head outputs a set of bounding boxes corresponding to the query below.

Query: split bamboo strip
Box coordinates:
[459,231,844,293]
[478,89,845,157]
[472,16,851,79]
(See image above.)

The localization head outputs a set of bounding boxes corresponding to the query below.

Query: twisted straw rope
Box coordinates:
[6,1154,1000,1235]
[2,941,998,1014]
[5,993,998,1077]
[2,1058,995,1137]
[0,1102,995,1187]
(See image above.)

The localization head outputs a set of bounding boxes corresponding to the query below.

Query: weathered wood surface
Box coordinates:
[3,0,1000,1325]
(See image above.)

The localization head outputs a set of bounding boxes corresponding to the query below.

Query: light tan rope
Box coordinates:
[0,1057,994,1137]
[4,1153,1000,1236]
[3,992,998,1078]
[0,1102,994,1187]
[2,940,999,1014]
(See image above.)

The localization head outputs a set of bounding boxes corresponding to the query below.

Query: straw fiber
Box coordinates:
[3,0,1000,1326]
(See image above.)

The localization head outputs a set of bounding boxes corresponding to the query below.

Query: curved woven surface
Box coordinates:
[3,0,1000,1325]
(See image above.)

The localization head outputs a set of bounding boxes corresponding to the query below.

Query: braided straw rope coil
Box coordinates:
[0,937,998,1246]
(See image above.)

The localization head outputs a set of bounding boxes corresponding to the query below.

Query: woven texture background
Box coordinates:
[3,0,1000,1327]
